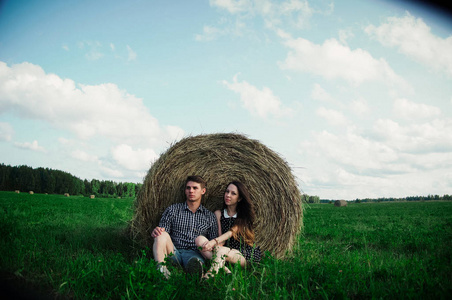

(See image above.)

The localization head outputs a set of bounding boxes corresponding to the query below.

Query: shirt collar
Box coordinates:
[223,208,237,218]
[184,201,205,212]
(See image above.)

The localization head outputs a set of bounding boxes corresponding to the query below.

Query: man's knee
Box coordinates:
[195,235,208,247]
[153,231,172,247]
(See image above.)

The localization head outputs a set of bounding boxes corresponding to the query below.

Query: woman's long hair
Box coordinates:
[223,181,256,246]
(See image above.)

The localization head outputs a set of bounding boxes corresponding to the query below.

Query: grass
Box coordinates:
[0,191,451,299]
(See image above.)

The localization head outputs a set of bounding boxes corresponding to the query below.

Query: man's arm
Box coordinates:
[151,226,166,238]
[152,205,173,238]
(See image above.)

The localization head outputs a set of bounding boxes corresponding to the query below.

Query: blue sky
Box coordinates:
[1,0,451,200]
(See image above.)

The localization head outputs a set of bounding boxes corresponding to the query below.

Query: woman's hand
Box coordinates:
[201,239,218,252]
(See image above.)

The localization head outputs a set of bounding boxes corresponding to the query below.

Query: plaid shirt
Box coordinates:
[159,202,218,250]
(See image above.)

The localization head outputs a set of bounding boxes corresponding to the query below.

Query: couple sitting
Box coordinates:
[151,175,261,279]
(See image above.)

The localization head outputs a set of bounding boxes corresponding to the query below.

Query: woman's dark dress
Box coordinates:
[220,210,261,263]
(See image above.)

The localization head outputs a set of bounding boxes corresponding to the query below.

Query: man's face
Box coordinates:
[185,181,206,202]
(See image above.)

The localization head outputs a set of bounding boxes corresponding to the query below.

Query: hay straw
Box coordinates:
[131,133,303,258]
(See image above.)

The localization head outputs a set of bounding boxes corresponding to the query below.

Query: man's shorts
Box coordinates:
[168,246,205,267]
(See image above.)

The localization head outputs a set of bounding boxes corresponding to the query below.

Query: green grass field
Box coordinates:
[0,191,451,299]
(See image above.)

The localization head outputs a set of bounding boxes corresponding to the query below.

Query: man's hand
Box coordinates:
[151,226,165,238]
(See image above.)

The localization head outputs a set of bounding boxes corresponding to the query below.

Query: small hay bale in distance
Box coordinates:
[131,133,303,258]
[15,190,20,193]
[64,193,70,197]
[29,191,34,195]
[334,200,348,207]
[90,195,95,199]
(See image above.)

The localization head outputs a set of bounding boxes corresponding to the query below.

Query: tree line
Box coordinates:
[352,195,452,202]
[318,195,452,203]
[301,194,321,203]
[0,163,142,198]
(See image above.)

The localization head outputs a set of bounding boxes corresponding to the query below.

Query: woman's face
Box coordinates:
[224,184,240,207]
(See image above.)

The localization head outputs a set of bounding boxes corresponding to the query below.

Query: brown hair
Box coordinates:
[224,181,256,246]
[185,175,207,189]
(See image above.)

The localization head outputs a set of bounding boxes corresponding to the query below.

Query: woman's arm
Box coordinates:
[201,230,233,252]
[214,210,222,238]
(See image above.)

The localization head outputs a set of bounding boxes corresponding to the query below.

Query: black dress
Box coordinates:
[220,209,261,263]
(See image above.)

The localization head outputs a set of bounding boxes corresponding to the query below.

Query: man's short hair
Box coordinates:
[185,175,207,189]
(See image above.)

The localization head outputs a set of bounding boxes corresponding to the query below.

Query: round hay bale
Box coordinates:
[90,195,95,199]
[29,191,34,195]
[334,200,348,207]
[15,190,20,193]
[131,133,303,258]
[64,193,70,197]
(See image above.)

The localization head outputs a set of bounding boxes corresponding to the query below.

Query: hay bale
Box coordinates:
[131,133,303,258]
[15,190,20,193]
[90,195,95,199]
[334,200,348,207]
[64,193,70,197]
[29,191,34,195]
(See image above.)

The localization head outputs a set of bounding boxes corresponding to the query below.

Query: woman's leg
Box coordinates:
[225,249,246,268]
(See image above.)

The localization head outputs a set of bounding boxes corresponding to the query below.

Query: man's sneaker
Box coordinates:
[157,264,171,279]
[185,257,203,278]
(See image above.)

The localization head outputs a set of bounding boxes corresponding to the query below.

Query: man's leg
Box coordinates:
[153,231,175,279]
[153,231,175,264]
[179,249,205,277]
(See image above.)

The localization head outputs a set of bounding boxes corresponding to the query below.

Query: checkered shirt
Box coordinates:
[159,202,218,250]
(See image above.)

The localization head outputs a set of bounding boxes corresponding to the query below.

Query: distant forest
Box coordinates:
[0,163,142,198]
[2,163,450,202]
[319,195,452,203]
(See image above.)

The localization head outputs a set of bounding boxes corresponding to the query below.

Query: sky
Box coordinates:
[0,0,451,200]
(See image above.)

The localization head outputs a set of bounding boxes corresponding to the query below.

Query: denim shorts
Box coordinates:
[169,246,205,267]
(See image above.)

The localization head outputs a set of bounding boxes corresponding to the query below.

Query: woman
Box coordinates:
[195,181,261,278]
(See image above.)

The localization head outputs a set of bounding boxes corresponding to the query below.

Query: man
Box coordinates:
[151,175,218,279]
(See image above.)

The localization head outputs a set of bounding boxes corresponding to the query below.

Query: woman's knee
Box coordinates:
[227,249,246,266]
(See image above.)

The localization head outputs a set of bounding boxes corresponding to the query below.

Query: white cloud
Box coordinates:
[310,83,341,106]
[393,98,441,120]
[365,13,452,76]
[127,45,137,61]
[0,122,14,141]
[195,25,223,41]
[71,149,99,163]
[373,118,452,154]
[349,98,370,116]
[62,45,69,51]
[111,144,158,171]
[100,166,124,178]
[79,41,104,60]
[278,0,312,28]
[280,37,409,89]
[0,61,183,147]
[14,140,46,152]
[338,28,354,45]
[203,0,316,40]
[316,107,348,126]
[298,111,452,198]
[165,125,185,142]
[222,74,293,118]
[302,129,401,173]
[209,0,251,14]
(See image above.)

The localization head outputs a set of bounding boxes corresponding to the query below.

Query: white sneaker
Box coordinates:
[157,264,171,279]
